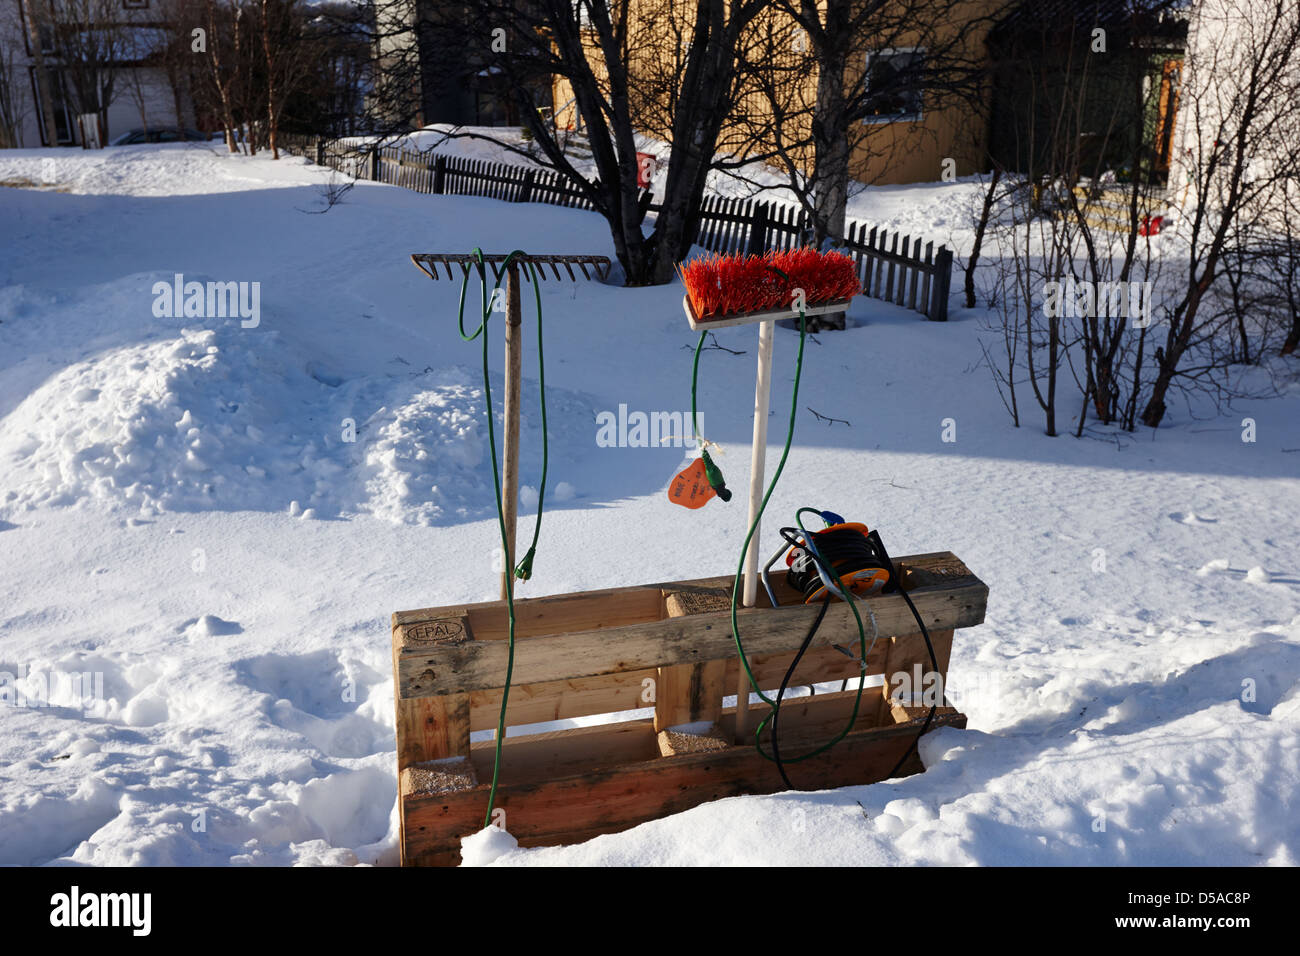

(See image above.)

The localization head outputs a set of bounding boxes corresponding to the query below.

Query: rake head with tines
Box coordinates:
[411,252,612,283]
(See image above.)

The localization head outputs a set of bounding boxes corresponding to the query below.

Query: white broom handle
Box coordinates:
[736,317,775,741]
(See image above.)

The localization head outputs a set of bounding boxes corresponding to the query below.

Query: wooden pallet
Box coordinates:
[391,551,988,866]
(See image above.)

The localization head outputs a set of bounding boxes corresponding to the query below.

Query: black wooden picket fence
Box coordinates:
[281,133,952,321]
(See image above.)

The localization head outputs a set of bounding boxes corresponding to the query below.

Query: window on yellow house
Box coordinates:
[862,48,924,123]
[574,0,611,31]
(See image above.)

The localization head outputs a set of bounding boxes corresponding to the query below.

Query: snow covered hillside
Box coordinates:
[0,143,1297,866]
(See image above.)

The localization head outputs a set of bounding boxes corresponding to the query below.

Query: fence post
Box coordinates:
[518,169,536,203]
[930,246,953,321]
[315,136,324,167]
[745,202,770,256]
[370,146,380,182]
[432,155,446,194]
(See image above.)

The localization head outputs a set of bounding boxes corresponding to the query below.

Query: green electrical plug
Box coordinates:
[701,448,732,502]
[514,544,537,581]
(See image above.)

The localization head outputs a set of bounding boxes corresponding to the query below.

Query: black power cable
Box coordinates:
[772,594,831,790]
[767,523,941,789]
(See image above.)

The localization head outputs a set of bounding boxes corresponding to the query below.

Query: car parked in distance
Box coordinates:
[108,128,213,145]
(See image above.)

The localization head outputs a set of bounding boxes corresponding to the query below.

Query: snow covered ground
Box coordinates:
[1,142,1297,867]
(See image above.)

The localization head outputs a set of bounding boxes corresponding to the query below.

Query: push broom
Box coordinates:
[670,248,860,512]
[671,246,941,790]
[672,247,862,736]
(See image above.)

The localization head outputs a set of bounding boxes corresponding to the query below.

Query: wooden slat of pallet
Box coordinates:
[396,552,968,640]
[875,628,954,724]
[467,666,657,731]
[462,593,954,734]
[401,702,966,865]
[396,581,665,635]
[395,694,470,771]
[467,718,660,787]
[655,589,727,732]
[393,610,473,770]
[467,686,898,792]
[726,624,954,696]
[394,554,986,700]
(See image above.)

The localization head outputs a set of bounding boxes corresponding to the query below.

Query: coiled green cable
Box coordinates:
[455,248,548,828]
[689,309,872,770]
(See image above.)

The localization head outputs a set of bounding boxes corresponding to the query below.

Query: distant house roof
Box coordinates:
[52,26,170,65]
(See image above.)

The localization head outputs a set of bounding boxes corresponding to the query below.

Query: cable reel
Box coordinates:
[760,512,898,609]
[784,522,894,603]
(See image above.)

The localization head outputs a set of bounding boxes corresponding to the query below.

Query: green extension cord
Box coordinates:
[455,248,549,828]
[689,312,875,770]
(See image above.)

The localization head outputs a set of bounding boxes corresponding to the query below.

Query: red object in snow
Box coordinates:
[677,248,862,320]
[1139,214,1166,236]
[636,152,656,189]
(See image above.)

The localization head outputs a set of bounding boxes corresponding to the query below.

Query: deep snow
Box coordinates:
[0,142,1297,866]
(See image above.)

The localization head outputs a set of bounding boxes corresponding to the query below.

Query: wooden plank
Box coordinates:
[919,241,933,315]
[398,550,963,633]
[467,718,660,787]
[655,590,727,731]
[866,226,878,295]
[395,555,987,699]
[885,230,898,301]
[781,203,796,249]
[653,660,725,732]
[931,247,953,321]
[392,613,474,771]
[397,579,663,635]
[874,230,886,294]
[896,235,910,304]
[723,643,874,692]
[907,236,921,309]
[401,705,966,865]
[467,666,656,731]
[880,627,955,715]
[396,694,470,771]
[466,586,666,641]
[725,197,743,254]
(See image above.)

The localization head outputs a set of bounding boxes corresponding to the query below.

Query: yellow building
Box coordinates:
[551,0,1008,186]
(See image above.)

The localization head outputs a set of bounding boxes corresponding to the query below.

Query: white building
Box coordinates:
[1,0,192,147]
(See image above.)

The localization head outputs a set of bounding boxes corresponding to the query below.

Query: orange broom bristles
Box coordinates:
[677,248,861,319]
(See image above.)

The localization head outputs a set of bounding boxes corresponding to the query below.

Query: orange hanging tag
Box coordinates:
[667,457,716,509]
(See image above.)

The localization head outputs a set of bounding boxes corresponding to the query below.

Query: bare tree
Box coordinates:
[719,0,991,328]
[257,0,316,158]
[412,0,772,286]
[202,0,244,151]
[52,0,130,142]
[1,0,35,146]
[1139,0,1300,426]
[978,1,1179,435]
[22,0,62,144]
[155,0,208,130]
